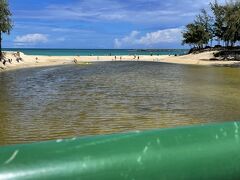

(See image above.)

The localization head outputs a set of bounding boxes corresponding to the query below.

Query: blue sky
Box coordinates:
[3,0,223,49]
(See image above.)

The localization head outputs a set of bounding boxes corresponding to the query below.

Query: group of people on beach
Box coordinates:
[112,55,140,61]
[133,55,140,60]
[0,58,12,66]
[0,52,23,67]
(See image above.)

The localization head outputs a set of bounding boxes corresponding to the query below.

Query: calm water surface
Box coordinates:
[0,62,240,145]
[3,48,188,56]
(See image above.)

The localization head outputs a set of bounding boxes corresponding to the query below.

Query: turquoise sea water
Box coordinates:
[3,48,188,56]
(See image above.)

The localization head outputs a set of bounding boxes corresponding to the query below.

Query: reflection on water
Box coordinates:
[0,62,240,145]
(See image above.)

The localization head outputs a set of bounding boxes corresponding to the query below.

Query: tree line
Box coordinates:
[182,0,240,49]
[0,0,12,59]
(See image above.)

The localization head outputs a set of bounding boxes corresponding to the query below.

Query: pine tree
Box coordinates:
[183,0,240,49]
[0,0,12,60]
[223,0,240,46]
[195,9,214,46]
[182,23,209,49]
[210,0,225,45]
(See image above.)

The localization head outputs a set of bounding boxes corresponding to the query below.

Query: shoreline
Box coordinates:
[1,51,240,72]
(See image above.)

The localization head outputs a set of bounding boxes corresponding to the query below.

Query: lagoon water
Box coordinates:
[0,62,240,145]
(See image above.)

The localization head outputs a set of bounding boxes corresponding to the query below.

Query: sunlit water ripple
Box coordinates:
[0,62,240,145]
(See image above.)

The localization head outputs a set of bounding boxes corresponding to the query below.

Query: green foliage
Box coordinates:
[182,8,213,48]
[183,0,240,48]
[222,1,240,46]
[195,9,214,41]
[0,0,12,58]
[182,23,210,48]
[210,0,225,43]
[0,0,12,34]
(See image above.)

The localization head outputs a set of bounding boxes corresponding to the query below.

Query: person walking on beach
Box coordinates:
[115,56,117,61]
[3,59,6,66]
[73,58,78,64]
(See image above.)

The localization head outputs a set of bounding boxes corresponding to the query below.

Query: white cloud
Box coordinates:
[14,0,222,25]
[115,31,140,48]
[51,28,94,34]
[14,34,48,44]
[114,27,183,48]
[138,28,182,45]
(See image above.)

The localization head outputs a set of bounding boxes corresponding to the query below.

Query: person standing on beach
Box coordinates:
[73,58,78,64]
[3,59,6,65]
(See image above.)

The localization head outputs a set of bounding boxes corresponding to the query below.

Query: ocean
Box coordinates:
[3,48,188,56]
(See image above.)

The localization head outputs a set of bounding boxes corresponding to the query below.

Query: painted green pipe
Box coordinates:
[0,121,240,180]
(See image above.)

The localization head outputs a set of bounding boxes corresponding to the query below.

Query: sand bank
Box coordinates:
[1,51,240,72]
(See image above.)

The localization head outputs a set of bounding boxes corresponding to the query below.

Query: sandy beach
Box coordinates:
[1,51,240,72]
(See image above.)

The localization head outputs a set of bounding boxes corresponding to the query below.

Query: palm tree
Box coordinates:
[0,0,12,60]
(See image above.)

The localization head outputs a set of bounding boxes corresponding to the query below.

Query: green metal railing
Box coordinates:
[0,121,240,180]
